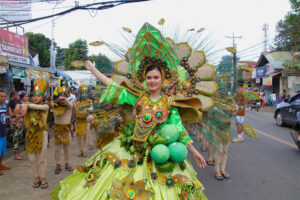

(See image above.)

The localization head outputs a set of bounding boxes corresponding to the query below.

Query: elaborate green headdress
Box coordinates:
[128,23,179,82]
[112,22,218,113]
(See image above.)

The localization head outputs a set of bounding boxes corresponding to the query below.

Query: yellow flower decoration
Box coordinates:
[179,190,204,200]
[107,174,154,200]
[84,172,101,188]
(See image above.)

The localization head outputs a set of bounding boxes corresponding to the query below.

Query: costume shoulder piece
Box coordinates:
[110,23,217,123]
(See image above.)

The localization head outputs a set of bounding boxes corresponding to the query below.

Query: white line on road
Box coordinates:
[254,128,298,149]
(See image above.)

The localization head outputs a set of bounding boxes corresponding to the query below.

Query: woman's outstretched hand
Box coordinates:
[192,150,207,168]
[85,60,95,71]
[188,144,207,168]
[84,60,111,86]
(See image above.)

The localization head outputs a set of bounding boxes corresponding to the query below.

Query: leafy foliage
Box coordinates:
[274,0,300,51]
[217,55,233,70]
[63,39,88,70]
[25,32,52,67]
[283,54,300,70]
[89,53,113,73]
[55,46,66,67]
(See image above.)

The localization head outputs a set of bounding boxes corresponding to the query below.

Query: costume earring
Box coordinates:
[162,80,167,92]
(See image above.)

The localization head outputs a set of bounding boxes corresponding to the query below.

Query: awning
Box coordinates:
[270,70,283,77]
[10,61,51,73]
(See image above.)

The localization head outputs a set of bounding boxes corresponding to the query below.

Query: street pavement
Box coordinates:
[192,107,300,200]
[0,130,98,200]
[0,107,300,200]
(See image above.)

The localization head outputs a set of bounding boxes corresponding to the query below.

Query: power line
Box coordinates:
[0,0,150,28]
[237,39,276,57]
[225,33,242,49]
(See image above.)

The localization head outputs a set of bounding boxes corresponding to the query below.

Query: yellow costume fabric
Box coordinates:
[53,124,71,145]
[75,99,92,137]
[24,108,48,153]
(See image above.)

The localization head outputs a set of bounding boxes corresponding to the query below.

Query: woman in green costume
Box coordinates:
[51,23,219,200]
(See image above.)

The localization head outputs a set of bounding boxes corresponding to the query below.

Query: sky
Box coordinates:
[12,0,292,64]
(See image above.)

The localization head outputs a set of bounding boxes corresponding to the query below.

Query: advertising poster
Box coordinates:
[0,28,30,64]
[263,77,272,86]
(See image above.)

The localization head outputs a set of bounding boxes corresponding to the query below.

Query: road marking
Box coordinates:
[254,128,298,149]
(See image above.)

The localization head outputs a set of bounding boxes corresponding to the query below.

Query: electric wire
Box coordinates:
[237,39,276,56]
[0,0,150,28]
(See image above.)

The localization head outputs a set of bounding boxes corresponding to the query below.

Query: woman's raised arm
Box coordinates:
[85,60,111,86]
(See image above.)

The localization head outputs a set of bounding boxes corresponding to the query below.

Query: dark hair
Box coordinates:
[20,92,28,100]
[145,65,162,76]
[0,90,5,93]
[237,80,244,87]
[10,91,18,98]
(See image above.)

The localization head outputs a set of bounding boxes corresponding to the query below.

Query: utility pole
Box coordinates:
[262,24,269,53]
[225,33,242,94]
[50,0,64,73]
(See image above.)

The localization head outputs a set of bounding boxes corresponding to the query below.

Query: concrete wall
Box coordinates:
[287,76,300,96]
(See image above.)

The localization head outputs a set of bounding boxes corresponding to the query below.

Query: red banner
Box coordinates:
[0,28,29,64]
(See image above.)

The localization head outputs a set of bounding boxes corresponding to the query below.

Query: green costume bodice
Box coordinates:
[100,80,193,146]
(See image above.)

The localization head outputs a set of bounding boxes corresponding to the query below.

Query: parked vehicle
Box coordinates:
[250,100,261,112]
[274,94,300,126]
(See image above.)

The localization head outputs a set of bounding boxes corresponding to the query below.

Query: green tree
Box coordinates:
[25,32,52,67]
[55,46,65,67]
[274,0,300,51]
[89,53,113,73]
[63,39,88,70]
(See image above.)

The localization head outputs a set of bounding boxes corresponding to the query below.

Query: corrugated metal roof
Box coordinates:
[264,51,299,69]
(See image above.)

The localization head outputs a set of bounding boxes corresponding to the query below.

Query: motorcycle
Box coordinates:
[250,100,261,112]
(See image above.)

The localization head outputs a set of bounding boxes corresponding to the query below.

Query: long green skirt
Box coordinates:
[50,139,207,200]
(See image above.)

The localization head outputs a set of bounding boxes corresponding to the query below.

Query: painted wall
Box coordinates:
[287,76,300,96]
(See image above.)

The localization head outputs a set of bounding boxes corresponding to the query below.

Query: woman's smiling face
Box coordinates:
[145,68,163,94]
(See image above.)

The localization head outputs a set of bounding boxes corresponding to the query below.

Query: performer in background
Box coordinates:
[74,85,92,157]
[24,79,49,189]
[50,86,73,174]
[232,82,246,143]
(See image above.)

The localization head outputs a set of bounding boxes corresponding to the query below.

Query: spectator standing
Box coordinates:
[0,90,11,175]
[262,93,265,109]
[13,92,29,156]
[277,93,282,104]
[67,87,77,136]
[67,87,77,103]
[270,91,277,108]
[7,91,24,160]
[259,89,264,106]
[282,89,287,102]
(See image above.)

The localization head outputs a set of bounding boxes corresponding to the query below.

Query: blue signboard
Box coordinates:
[256,65,269,78]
